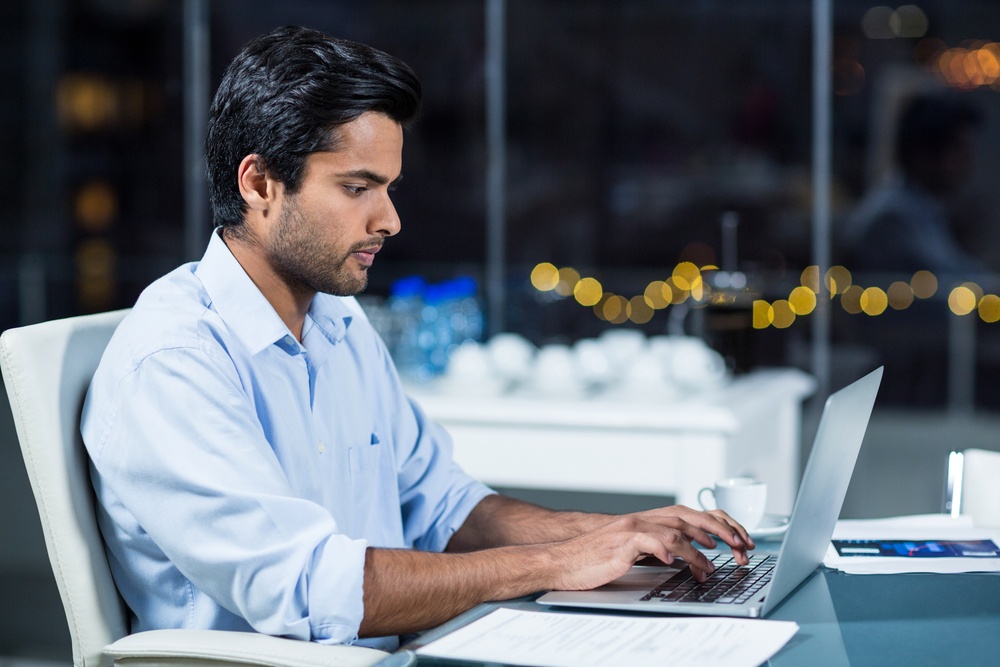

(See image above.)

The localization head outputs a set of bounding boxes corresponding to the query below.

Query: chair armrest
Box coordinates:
[105,629,389,667]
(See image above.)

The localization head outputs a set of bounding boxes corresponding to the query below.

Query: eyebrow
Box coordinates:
[336,169,403,187]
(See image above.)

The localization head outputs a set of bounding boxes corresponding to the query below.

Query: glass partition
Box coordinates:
[5,0,1000,409]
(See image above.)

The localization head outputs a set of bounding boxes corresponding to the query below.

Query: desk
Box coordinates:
[409,369,815,514]
[404,568,1000,666]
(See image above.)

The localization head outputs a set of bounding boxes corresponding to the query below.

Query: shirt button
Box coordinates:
[317,441,326,454]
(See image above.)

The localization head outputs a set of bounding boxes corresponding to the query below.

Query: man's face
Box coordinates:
[266,111,403,296]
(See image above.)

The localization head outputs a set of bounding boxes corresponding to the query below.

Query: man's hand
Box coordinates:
[542,506,753,591]
[360,498,755,637]
[632,505,755,565]
[448,495,753,575]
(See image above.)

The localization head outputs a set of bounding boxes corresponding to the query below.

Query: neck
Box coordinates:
[221,227,314,341]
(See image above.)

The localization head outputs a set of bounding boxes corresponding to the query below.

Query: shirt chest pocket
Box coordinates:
[348,431,384,477]
[347,431,401,536]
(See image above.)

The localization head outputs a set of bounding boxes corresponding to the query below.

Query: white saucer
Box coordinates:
[748,514,789,539]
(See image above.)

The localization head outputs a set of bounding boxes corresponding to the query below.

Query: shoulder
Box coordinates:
[100,264,238,380]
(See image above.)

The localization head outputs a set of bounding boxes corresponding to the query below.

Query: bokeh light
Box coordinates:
[530,262,559,291]
[627,296,654,324]
[948,285,977,315]
[555,267,581,297]
[57,74,118,131]
[962,281,984,303]
[788,286,817,315]
[979,294,1000,323]
[911,270,938,298]
[602,294,629,324]
[74,181,118,232]
[825,265,852,296]
[860,287,889,316]
[75,238,117,310]
[573,277,603,307]
[800,266,820,293]
[770,300,796,329]
[890,5,928,38]
[887,281,914,310]
[861,6,894,40]
[841,284,864,315]
[753,300,771,329]
[930,42,1000,89]
[665,277,689,305]
[672,262,701,291]
[659,280,675,306]
[644,281,670,309]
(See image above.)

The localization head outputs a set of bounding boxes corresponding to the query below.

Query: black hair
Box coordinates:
[206,26,422,228]
[895,94,981,173]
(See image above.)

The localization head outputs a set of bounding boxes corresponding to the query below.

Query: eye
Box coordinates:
[344,184,368,196]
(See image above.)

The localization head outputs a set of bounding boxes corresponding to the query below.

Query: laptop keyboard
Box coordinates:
[641,553,776,604]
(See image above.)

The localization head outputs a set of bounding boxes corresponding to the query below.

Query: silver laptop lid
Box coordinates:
[762,365,882,614]
[536,366,882,617]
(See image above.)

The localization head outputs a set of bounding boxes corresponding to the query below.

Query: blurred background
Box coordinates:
[3,0,1000,661]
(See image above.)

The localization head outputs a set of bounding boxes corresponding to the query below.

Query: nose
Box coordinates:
[371,191,401,237]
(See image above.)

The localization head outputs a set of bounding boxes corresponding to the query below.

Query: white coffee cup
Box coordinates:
[698,477,767,529]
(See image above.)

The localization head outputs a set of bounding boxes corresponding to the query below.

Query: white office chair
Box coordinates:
[944,448,1000,529]
[0,310,388,667]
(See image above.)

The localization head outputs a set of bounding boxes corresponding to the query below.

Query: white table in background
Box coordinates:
[408,368,816,515]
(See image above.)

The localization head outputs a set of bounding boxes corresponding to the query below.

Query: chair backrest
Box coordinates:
[1,310,130,667]
[946,448,1000,529]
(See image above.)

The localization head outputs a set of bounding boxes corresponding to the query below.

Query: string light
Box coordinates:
[530,261,1000,329]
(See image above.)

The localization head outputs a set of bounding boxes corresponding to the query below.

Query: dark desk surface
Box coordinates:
[404,568,1000,666]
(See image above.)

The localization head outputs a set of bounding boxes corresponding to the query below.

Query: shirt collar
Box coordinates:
[195,229,354,356]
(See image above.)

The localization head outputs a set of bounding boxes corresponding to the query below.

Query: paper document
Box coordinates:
[415,607,798,667]
[824,514,1000,574]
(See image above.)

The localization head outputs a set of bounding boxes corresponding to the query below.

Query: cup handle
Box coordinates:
[697,487,715,511]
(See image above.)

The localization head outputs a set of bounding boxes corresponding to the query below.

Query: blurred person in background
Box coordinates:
[841,93,991,279]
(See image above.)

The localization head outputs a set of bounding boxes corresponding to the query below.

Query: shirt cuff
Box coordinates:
[420,480,497,553]
[308,535,369,643]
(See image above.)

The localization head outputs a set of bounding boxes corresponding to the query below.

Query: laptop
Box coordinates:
[538,366,883,618]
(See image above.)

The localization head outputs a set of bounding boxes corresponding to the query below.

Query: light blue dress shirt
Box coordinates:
[81,230,494,650]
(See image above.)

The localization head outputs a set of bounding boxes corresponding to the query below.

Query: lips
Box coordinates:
[352,244,381,268]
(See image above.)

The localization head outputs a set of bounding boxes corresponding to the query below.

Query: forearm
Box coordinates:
[360,496,609,637]
[359,544,553,637]
[360,504,756,637]
[445,494,609,551]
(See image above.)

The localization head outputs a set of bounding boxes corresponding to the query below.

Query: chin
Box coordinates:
[324,277,368,297]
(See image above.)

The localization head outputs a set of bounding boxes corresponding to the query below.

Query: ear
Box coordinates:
[236,154,281,212]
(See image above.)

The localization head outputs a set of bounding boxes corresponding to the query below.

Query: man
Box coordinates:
[841,93,990,277]
[82,26,752,651]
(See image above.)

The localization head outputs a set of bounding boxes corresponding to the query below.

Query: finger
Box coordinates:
[652,517,719,552]
[633,507,750,555]
[708,510,755,550]
[658,510,737,551]
[650,532,716,582]
[700,513,756,565]
[695,510,751,547]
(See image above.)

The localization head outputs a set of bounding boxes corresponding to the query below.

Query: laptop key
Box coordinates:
[643,554,778,606]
